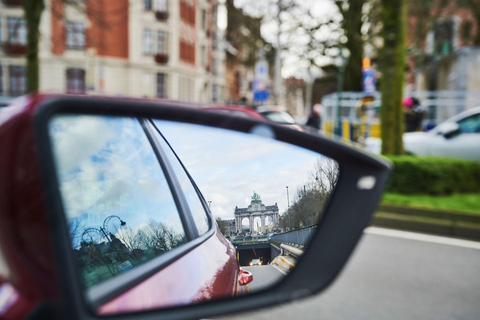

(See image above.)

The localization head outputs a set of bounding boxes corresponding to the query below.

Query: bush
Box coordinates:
[385,156,480,195]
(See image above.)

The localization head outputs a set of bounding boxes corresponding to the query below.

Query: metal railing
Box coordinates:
[321,90,480,139]
[270,226,317,246]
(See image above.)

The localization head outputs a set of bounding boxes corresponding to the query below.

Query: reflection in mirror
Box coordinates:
[48,114,338,315]
[154,120,339,293]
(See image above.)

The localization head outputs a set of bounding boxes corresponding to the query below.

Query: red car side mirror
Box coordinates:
[238,269,253,286]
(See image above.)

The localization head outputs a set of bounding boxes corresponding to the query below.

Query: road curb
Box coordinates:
[371,205,480,241]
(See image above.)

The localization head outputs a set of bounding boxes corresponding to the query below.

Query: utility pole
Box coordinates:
[274,0,282,105]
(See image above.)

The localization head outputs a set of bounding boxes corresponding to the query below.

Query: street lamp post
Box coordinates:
[335,47,350,137]
[286,186,290,231]
[81,215,127,276]
[81,215,126,244]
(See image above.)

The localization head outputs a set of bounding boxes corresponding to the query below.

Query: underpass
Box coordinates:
[233,243,272,266]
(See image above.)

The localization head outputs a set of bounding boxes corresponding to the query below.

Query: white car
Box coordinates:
[365,106,480,161]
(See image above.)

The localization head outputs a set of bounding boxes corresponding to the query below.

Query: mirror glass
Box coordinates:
[48,114,339,314]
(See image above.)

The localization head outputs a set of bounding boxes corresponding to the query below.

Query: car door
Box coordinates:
[48,115,240,315]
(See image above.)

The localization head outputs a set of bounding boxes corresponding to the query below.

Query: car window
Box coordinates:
[457,113,480,133]
[260,111,296,124]
[152,119,210,236]
[48,115,187,288]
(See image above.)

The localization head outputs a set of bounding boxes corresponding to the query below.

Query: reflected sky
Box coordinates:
[49,115,186,248]
[154,120,332,223]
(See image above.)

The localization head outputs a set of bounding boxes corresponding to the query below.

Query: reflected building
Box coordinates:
[234,192,279,233]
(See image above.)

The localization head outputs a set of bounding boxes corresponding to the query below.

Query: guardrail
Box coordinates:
[280,243,303,258]
[270,226,317,246]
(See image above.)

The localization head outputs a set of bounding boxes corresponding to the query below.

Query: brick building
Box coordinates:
[0,0,225,103]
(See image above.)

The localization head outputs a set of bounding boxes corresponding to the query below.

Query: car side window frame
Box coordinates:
[64,117,215,310]
[140,118,200,241]
[146,119,213,234]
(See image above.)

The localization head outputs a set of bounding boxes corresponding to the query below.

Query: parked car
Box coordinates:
[0,95,390,320]
[365,106,480,161]
[204,105,307,132]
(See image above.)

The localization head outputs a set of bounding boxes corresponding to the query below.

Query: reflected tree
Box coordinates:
[280,158,339,230]
[71,217,186,288]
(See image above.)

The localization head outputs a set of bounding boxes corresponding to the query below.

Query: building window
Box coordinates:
[212,58,217,76]
[143,29,153,54]
[202,9,207,30]
[212,84,222,103]
[0,66,3,95]
[7,17,26,44]
[66,68,85,94]
[434,19,453,56]
[157,73,166,98]
[212,32,217,50]
[154,0,167,12]
[157,31,167,54]
[144,0,152,10]
[66,22,85,50]
[201,45,206,67]
[9,66,26,96]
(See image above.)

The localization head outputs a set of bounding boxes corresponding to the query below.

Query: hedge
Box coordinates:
[384,156,480,195]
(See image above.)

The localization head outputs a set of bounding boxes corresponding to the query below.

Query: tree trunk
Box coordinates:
[342,0,365,92]
[23,0,45,93]
[380,0,406,155]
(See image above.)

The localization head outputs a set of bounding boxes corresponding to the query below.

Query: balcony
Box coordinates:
[6,43,27,55]
[154,53,169,64]
[4,0,22,6]
[155,11,169,21]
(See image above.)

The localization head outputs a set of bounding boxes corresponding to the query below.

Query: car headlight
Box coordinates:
[250,262,252,266]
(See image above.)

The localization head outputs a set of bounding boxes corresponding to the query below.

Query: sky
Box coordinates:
[155,120,331,223]
[49,115,188,246]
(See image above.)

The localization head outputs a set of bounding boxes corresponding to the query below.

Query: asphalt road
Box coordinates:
[216,228,480,320]
[241,265,286,293]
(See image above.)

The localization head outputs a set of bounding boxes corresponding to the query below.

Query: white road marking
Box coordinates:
[270,264,288,276]
[364,227,480,250]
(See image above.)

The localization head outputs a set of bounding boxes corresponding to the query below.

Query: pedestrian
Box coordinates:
[403,97,425,132]
[306,103,322,132]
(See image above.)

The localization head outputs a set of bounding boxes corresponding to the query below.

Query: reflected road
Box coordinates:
[242,265,286,293]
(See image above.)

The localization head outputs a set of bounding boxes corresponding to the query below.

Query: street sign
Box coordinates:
[362,68,376,95]
[254,60,270,103]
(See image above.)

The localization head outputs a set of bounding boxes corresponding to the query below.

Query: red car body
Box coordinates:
[0,95,251,319]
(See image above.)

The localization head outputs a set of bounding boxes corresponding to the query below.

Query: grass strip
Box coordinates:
[381,193,480,215]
